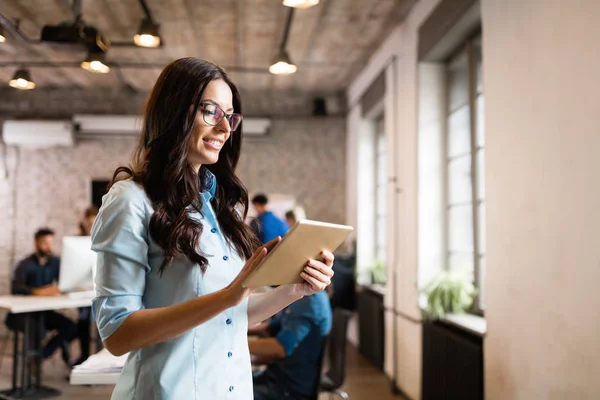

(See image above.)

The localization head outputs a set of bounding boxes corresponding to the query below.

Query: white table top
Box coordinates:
[69,350,266,386]
[70,349,126,386]
[0,294,93,314]
[70,370,120,386]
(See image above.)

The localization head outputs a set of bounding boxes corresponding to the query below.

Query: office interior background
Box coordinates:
[0,0,599,399]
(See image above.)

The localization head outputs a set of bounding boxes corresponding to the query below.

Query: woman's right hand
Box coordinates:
[225,237,282,306]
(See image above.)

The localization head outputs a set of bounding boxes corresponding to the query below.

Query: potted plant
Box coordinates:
[420,270,476,320]
[369,260,387,285]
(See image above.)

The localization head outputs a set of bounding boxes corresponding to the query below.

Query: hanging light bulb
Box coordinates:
[9,68,35,90]
[134,19,161,48]
[269,49,297,75]
[282,0,319,8]
[0,26,6,43]
[81,50,110,73]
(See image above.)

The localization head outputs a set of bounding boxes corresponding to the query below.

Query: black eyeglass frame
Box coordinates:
[200,101,243,131]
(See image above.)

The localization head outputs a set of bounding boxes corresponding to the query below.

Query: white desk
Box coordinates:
[70,349,125,386]
[70,370,120,386]
[0,294,94,400]
[0,295,93,314]
[69,351,267,387]
[69,352,266,386]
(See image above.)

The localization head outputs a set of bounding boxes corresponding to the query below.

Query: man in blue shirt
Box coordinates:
[5,228,77,367]
[249,290,332,400]
[250,194,289,244]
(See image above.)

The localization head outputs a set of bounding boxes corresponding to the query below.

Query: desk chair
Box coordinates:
[314,308,352,400]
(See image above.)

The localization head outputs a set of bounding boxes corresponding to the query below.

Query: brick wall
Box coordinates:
[238,118,346,225]
[0,117,346,298]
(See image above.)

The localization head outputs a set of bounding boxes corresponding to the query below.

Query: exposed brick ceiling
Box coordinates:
[0,0,415,94]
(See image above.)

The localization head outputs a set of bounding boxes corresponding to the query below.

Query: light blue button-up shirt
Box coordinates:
[91,168,252,399]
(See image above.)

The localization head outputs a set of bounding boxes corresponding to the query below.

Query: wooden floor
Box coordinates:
[0,343,407,400]
[320,343,407,400]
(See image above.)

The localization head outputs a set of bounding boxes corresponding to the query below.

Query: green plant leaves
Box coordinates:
[419,270,476,320]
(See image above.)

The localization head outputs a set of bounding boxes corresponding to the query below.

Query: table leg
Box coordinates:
[0,317,27,400]
[34,313,42,389]
[11,331,18,392]
[0,312,62,400]
[27,314,36,391]
[29,312,61,399]
[20,315,29,393]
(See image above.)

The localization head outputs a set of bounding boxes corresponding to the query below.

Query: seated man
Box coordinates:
[5,228,77,367]
[285,210,297,228]
[249,290,332,400]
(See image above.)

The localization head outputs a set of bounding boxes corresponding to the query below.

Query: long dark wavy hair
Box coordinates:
[109,57,260,273]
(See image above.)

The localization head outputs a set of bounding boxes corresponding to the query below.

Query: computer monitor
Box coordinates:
[58,236,97,293]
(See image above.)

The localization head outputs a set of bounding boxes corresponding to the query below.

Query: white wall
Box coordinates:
[347,0,443,398]
[482,0,600,398]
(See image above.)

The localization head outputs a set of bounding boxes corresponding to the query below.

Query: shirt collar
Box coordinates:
[30,253,55,267]
[200,166,217,202]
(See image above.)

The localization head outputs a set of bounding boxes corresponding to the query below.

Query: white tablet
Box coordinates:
[242,220,354,288]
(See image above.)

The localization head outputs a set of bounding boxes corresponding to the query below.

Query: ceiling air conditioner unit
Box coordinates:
[72,115,269,137]
[73,114,142,137]
[243,118,271,136]
[2,120,74,148]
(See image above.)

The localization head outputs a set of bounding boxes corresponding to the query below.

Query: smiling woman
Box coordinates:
[89,57,336,400]
[189,95,243,168]
[112,58,254,274]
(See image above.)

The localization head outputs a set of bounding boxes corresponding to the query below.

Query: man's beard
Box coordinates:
[36,250,51,258]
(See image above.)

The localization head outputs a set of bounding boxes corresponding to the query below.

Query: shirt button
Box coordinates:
[229,386,234,392]
[211,228,217,233]
[223,255,229,261]
[226,318,232,325]
[228,351,232,358]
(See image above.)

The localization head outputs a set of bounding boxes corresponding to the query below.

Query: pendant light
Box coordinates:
[283,0,319,8]
[81,49,110,73]
[134,1,161,48]
[134,18,161,48]
[9,68,35,90]
[269,50,297,75]
[269,8,297,75]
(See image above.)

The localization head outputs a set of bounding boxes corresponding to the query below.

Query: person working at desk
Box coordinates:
[5,228,77,367]
[90,58,334,400]
[250,194,289,244]
[249,289,332,400]
[285,210,297,228]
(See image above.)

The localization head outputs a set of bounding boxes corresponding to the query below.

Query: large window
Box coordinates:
[446,36,485,310]
[374,115,387,264]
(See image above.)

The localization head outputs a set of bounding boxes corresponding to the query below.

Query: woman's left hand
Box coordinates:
[291,251,335,297]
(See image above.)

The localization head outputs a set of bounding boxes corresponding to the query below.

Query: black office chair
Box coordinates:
[318,308,352,400]
[330,256,357,311]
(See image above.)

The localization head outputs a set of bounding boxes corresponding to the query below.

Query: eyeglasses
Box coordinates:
[200,101,242,131]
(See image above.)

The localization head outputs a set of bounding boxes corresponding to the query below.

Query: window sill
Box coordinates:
[360,283,387,297]
[442,313,486,337]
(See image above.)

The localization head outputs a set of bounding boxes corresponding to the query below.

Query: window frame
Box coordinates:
[374,113,387,265]
[444,33,485,314]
